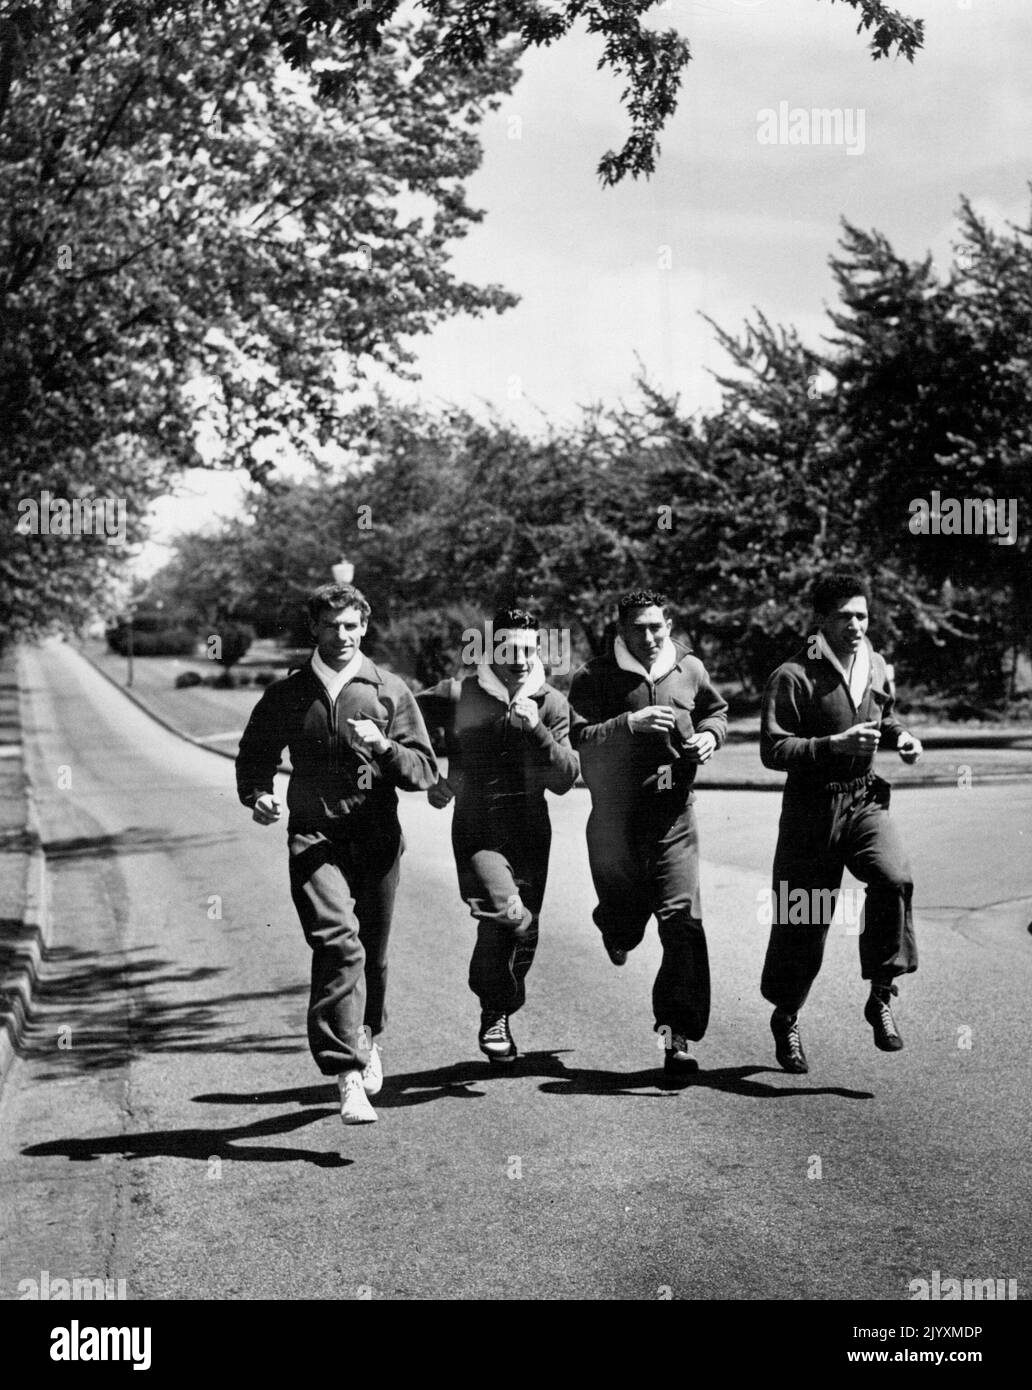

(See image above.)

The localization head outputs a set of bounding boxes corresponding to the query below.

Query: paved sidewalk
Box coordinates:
[0,650,49,1096]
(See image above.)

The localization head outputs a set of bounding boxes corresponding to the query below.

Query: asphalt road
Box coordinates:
[1,640,1029,1301]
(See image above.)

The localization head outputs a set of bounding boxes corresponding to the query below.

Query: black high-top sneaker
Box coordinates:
[663,1032,699,1078]
[864,983,904,1051]
[770,1008,809,1073]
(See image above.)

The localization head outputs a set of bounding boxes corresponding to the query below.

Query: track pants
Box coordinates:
[760,775,916,1015]
[586,800,710,1041]
[454,820,549,1017]
[288,823,402,1074]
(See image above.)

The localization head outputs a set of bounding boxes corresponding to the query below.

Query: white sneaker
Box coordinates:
[361,1039,383,1097]
[339,1070,377,1124]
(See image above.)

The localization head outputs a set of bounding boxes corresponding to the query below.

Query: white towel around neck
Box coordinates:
[815,631,871,709]
[311,647,364,702]
[476,655,547,706]
[613,634,679,683]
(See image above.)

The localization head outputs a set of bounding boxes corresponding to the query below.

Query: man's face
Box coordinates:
[310,605,367,670]
[491,627,539,696]
[620,605,671,669]
[819,595,869,661]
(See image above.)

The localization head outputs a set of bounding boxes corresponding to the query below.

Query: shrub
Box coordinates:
[174,670,203,689]
[208,622,255,670]
[107,625,197,657]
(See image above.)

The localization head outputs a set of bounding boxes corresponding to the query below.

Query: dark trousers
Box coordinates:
[586,800,710,1041]
[455,821,549,1017]
[288,823,402,1074]
[761,775,917,1015]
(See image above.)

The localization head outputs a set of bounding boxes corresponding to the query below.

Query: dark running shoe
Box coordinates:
[663,1033,699,1077]
[864,983,904,1051]
[771,1008,809,1074]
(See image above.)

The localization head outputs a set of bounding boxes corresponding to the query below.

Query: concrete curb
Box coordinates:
[0,657,52,1098]
[77,646,293,781]
[78,646,241,764]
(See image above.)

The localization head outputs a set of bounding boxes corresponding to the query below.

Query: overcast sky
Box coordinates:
[147,0,1032,561]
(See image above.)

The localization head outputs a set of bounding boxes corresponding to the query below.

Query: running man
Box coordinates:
[416,608,579,1063]
[235,582,438,1122]
[568,589,728,1076]
[760,570,922,1073]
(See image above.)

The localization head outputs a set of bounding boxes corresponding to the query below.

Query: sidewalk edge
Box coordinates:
[0,654,51,1097]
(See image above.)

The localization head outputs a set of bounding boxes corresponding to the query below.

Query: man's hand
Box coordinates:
[427,777,457,809]
[347,717,390,755]
[629,705,676,735]
[509,696,539,731]
[252,794,282,826]
[682,731,717,765]
[831,720,882,756]
[897,732,923,765]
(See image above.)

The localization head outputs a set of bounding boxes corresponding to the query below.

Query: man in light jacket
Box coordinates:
[235,583,438,1123]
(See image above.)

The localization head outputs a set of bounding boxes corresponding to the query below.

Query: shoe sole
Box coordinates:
[481,1047,517,1064]
[341,1109,377,1124]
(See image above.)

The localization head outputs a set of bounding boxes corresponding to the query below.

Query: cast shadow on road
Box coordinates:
[21,1110,350,1168]
[19,944,308,1078]
[195,1051,578,1110]
[194,1053,871,1108]
[537,1064,874,1101]
[43,827,238,860]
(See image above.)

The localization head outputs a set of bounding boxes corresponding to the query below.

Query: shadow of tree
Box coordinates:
[18,944,307,1076]
[43,827,239,861]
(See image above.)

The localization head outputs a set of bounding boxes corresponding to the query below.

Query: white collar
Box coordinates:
[613,634,679,682]
[311,647,363,700]
[476,655,547,706]
[815,631,871,707]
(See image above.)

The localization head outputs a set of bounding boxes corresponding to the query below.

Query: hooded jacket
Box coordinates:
[761,636,908,787]
[568,640,728,808]
[235,657,438,834]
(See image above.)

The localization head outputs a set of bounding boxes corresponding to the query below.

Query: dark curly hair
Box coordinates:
[305,582,371,625]
[491,606,539,632]
[617,589,672,623]
[810,571,870,617]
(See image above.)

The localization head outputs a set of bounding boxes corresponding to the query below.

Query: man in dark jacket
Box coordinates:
[417,608,579,1063]
[760,570,922,1074]
[235,583,438,1123]
[568,590,728,1076]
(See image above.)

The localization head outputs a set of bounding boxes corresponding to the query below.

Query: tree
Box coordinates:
[0,1,521,643]
[824,202,1032,699]
[2,1,926,184]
